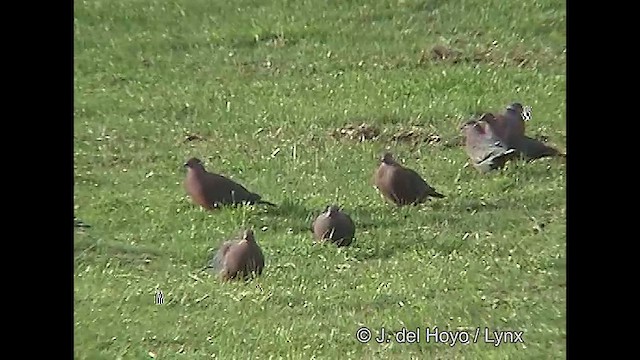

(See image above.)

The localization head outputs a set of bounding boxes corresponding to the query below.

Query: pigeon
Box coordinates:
[461,117,517,173]
[513,136,566,161]
[204,229,265,281]
[310,205,356,247]
[374,152,445,206]
[183,157,276,209]
[482,102,528,148]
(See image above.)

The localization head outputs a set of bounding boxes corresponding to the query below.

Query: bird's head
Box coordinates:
[506,102,525,115]
[381,152,396,165]
[506,102,532,121]
[460,119,477,130]
[184,157,204,170]
[324,205,340,218]
[461,119,487,135]
[242,229,255,243]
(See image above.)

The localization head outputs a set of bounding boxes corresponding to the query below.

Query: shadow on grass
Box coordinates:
[450,199,501,213]
[262,198,313,218]
[74,234,163,265]
[352,231,469,262]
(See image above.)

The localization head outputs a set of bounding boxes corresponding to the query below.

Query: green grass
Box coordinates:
[74,0,566,358]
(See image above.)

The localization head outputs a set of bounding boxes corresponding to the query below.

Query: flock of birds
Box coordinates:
[73,102,564,280]
[170,102,565,281]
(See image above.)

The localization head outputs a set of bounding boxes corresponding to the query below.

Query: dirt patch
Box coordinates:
[418,43,562,69]
[441,135,465,148]
[183,133,205,143]
[232,32,297,49]
[328,121,467,148]
[330,123,381,141]
[419,45,464,65]
[390,126,442,145]
[534,134,549,142]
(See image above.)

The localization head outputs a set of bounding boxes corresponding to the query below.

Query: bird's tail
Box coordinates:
[494,148,518,161]
[257,200,277,207]
[431,191,446,199]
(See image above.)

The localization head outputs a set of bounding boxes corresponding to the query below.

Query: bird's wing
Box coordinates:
[209,241,234,270]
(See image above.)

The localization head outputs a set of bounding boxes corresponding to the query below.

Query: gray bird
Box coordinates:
[310,205,356,247]
[183,157,276,209]
[482,102,528,148]
[461,117,517,173]
[374,152,445,206]
[513,136,566,161]
[204,229,265,281]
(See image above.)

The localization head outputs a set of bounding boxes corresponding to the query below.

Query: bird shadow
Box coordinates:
[261,198,313,218]
[351,229,471,263]
[450,199,501,213]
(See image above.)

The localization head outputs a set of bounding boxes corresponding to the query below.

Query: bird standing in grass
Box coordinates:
[476,103,565,162]
[311,205,356,247]
[204,229,265,281]
[482,102,529,149]
[183,157,276,209]
[374,152,445,206]
[461,118,517,173]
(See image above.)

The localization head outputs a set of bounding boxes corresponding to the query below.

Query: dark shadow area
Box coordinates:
[261,198,313,218]
[354,230,472,263]
[74,233,162,265]
[328,114,468,149]
[418,44,564,70]
[231,32,299,49]
[449,199,502,213]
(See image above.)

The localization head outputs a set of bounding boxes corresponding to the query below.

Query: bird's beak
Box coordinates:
[460,121,473,130]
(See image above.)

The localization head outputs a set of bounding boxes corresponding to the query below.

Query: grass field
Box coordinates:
[74,0,566,358]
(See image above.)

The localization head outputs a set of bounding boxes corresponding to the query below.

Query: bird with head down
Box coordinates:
[480,103,565,161]
[460,117,517,173]
[183,157,276,210]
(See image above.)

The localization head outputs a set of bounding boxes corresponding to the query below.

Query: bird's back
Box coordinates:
[202,171,259,205]
[379,163,419,204]
[465,122,510,163]
[222,240,265,278]
[208,241,233,272]
[335,212,356,244]
[486,112,525,148]
[404,167,429,191]
[313,213,355,242]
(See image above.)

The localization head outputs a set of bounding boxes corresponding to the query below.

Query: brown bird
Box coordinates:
[374,152,445,206]
[310,205,356,247]
[204,229,265,281]
[183,157,276,209]
[461,117,517,173]
[482,102,528,148]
